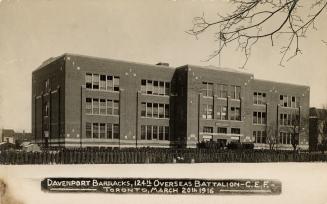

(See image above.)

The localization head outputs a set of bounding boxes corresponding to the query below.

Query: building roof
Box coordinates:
[1,129,15,137]
[253,78,310,88]
[310,108,327,119]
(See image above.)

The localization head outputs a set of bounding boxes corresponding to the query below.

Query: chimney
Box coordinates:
[156,62,169,66]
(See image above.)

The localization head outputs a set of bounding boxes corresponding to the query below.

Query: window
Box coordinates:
[85,73,92,89]
[231,128,240,135]
[153,81,159,95]
[100,99,106,115]
[280,95,298,108]
[159,81,165,95]
[100,123,106,138]
[217,106,228,120]
[147,103,153,117]
[113,76,120,91]
[202,104,213,119]
[141,80,146,93]
[203,126,213,133]
[159,104,165,118]
[113,100,119,115]
[279,132,292,144]
[153,103,159,118]
[107,123,113,139]
[165,82,170,96]
[107,100,113,115]
[92,74,99,89]
[141,102,146,117]
[231,85,241,100]
[217,127,227,134]
[217,84,228,98]
[141,125,146,140]
[202,82,213,97]
[141,80,170,96]
[85,73,119,91]
[147,80,153,94]
[147,126,152,140]
[253,92,266,105]
[113,124,119,139]
[253,111,266,124]
[86,98,92,114]
[107,75,113,91]
[141,102,169,119]
[165,104,169,118]
[164,126,169,140]
[230,107,241,121]
[92,123,99,138]
[153,126,158,140]
[159,126,164,140]
[254,130,266,143]
[86,122,92,138]
[100,75,106,90]
[92,99,99,114]
[279,113,298,126]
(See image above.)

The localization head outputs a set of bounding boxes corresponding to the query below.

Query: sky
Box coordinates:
[0,0,326,132]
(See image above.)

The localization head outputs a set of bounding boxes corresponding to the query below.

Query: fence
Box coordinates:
[1,148,327,164]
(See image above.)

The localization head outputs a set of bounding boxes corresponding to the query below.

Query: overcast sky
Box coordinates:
[0,0,326,132]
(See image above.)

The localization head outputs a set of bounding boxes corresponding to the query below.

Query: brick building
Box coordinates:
[32,54,310,149]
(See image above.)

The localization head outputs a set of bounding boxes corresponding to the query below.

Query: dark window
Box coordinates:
[100,75,106,90]
[100,99,106,115]
[141,125,146,140]
[92,74,99,89]
[203,126,213,133]
[159,104,164,118]
[147,125,152,140]
[159,126,164,140]
[153,103,159,118]
[85,73,92,89]
[113,76,120,91]
[153,126,158,140]
[141,102,146,117]
[107,123,113,139]
[86,98,92,114]
[107,75,113,91]
[141,80,146,93]
[147,103,153,117]
[113,124,119,139]
[113,100,119,115]
[165,82,170,96]
[86,122,92,138]
[147,80,153,94]
[100,123,106,138]
[231,128,240,135]
[217,127,227,134]
[92,123,99,138]
[165,126,169,140]
[165,104,169,118]
[92,99,99,114]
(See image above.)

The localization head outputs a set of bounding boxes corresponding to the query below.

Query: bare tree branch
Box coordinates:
[187,0,327,67]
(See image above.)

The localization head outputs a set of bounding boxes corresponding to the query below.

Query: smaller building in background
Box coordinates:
[0,129,33,145]
[309,107,327,151]
[0,129,15,143]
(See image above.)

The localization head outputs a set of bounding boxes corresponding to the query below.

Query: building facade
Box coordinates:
[32,54,310,149]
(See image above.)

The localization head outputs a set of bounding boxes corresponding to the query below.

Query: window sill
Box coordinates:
[141,116,170,120]
[85,114,119,117]
[85,88,120,93]
[141,93,170,97]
